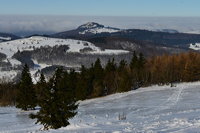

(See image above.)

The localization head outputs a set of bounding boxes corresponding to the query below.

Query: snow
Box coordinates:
[1,82,200,132]
[0,70,18,82]
[189,43,200,50]
[78,22,120,34]
[0,36,11,41]
[0,36,129,60]
[0,36,129,81]
[78,22,100,29]
[79,27,120,34]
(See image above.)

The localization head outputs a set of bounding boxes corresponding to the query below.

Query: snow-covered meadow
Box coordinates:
[1,82,200,132]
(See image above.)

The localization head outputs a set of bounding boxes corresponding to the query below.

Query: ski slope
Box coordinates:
[1,82,200,132]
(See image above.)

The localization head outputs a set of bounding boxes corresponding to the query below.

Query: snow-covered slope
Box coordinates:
[78,22,120,34]
[0,33,20,43]
[0,36,128,58]
[0,36,129,81]
[189,43,200,50]
[1,82,200,132]
[0,36,129,66]
[0,36,11,41]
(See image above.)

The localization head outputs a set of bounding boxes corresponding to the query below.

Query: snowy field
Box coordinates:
[1,82,200,132]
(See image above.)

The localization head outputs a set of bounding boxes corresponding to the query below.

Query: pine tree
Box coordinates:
[16,64,36,110]
[138,53,145,69]
[137,53,146,85]
[35,73,47,105]
[130,51,138,70]
[117,68,132,92]
[76,65,88,100]
[31,68,78,129]
[92,58,104,97]
[118,60,127,72]
[104,58,117,94]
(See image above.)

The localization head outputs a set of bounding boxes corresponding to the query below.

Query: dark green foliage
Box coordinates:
[31,68,78,129]
[35,73,47,104]
[104,59,118,94]
[16,64,36,110]
[117,68,132,92]
[130,51,138,70]
[92,58,104,97]
[118,60,127,72]
[76,65,88,100]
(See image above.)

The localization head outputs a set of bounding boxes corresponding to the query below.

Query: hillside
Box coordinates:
[1,82,200,132]
[0,32,20,42]
[52,22,200,50]
[0,36,130,82]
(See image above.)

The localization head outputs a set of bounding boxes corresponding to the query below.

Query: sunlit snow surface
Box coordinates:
[1,82,200,132]
[0,36,11,41]
[189,43,200,50]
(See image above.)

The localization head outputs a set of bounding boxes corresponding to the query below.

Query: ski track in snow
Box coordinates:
[1,82,200,132]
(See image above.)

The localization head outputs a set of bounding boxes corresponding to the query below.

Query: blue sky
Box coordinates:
[0,0,200,16]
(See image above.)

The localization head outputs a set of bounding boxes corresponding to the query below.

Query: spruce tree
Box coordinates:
[92,58,104,97]
[137,53,146,85]
[16,64,36,110]
[130,51,138,70]
[104,58,117,94]
[31,68,78,129]
[85,64,95,98]
[76,65,88,100]
[118,60,127,72]
[35,73,47,105]
[117,68,132,92]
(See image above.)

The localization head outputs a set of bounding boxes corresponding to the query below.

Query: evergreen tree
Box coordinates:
[31,68,78,129]
[104,58,117,94]
[118,60,127,72]
[137,53,146,83]
[92,58,104,97]
[130,51,138,70]
[138,53,146,69]
[16,64,36,110]
[117,68,132,92]
[35,73,47,104]
[76,65,88,100]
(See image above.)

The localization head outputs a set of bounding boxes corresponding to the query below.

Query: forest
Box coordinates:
[1,51,200,129]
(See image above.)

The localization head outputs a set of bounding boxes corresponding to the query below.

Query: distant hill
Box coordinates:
[0,32,20,42]
[52,22,200,49]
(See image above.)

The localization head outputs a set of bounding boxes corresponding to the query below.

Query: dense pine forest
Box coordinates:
[1,51,200,129]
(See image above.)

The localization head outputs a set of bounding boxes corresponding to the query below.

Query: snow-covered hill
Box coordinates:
[0,36,128,58]
[0,33,20,43]
[78,22,120,34]
[0,36,129,81]
[1,82,200,132]
[0,36,11,41]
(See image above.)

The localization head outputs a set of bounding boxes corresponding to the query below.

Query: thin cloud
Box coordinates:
[0,15,200,36]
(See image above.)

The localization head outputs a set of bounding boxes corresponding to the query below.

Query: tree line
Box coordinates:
[1,51,200,129]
